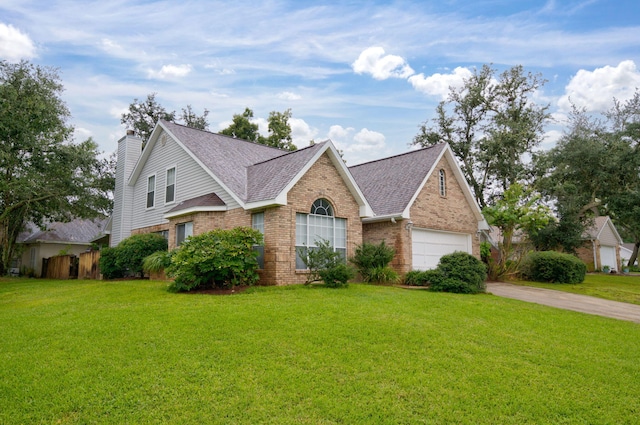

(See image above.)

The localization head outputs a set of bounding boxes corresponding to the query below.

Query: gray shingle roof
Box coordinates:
[246,142,327,202]
[166,192,226,214]
[18,218,108,244]
[349,144,446,216]
[162,121,288,201]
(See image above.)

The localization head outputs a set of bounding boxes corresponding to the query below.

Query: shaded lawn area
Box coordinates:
[513,273,640,305]
[1,278,640,424]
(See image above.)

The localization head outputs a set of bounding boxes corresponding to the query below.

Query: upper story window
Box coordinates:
[147,175,156,208]
[165,167,176,204]
[438,169,446,197]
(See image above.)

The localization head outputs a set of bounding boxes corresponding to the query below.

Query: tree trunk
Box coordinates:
[629,241,640,268]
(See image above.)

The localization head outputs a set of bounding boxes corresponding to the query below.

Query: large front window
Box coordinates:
[295,199,347,269]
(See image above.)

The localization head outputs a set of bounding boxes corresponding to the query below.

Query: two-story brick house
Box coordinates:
[110,120,487,284]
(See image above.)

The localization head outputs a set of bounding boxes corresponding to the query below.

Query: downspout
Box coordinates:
[591,239,598,271]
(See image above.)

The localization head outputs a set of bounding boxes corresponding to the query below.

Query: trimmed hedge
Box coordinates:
[428,252,487,294]
[521,251,586,284]
[100,233,168,279]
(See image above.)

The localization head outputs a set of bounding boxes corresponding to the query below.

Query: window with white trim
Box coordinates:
[295,199,347,269]
[252,212,264,269]
[438,169,446,197]
[165,167,176,204]
[147,175,156,208]
[176,222,193,246]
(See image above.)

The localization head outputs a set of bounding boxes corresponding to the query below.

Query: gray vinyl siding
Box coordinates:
[599,222,619,246]
[130,132,239,230]
[111,135,142,247]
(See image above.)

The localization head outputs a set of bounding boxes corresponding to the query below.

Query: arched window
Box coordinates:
[296,199,347,269]
[439,169,446,197]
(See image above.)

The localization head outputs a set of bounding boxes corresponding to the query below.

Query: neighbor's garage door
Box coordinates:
[600,245,617,270]
[411,228,472,270]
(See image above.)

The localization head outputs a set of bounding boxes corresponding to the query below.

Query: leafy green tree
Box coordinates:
[121,93,209,143]
[0,61,112,275]
[221,107,297,151]
[266,108,296,151]
[483,183,551,280]
[413,64,550,208]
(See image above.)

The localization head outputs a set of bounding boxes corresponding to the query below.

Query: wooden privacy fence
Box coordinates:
[42,255,79,280]
[79,251,101,280]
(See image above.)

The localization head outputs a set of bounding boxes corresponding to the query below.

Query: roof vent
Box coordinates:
[126,129,135,136]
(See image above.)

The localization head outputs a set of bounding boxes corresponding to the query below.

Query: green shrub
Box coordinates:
[428,251,487,294]
[403,270,429,286]
[142,250,173,274]
[115,233,168,277]
[350,241,396,283]
[521,251,586,284]
[99,247,124,279]
[319,263,356,288]
[298,238,356,288]
[167,227,262,292]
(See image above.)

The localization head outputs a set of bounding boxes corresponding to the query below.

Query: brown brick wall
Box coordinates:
[409,155,480,258]
[362,221,412,274]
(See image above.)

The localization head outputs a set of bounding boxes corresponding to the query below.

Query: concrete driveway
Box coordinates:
[486,282,640,324]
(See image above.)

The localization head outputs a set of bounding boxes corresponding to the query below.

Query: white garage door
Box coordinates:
[600,245,617,270]
[412,228,472,270]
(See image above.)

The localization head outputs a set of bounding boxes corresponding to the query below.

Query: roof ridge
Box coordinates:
[349,143,446,169]
[249,140,328,167]
[160,120,289,153]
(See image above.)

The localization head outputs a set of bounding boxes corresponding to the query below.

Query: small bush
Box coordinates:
[298,239,354,286]
[319,263,356,288]
[350,241,396,283]
[116,233,168,277]
[521,251,586,284]
[99,247,124,279]
[142,250,173,274]
[403,270,430,286]
[428,251,487,294]
[167,227,262,292]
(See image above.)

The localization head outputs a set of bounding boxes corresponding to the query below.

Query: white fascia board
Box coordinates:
[361,213,408,224]
[163,205,228,220]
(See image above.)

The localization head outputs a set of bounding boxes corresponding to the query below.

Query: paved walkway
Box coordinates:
[486,282,640,324]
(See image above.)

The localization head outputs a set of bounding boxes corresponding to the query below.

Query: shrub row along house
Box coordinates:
[108,121,488,285]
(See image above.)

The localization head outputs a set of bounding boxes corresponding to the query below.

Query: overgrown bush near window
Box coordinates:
[520,251,586,284]
[428,251,487,294]
[166,227,262,292]
[350,241,398,284]
[297,238,354,287]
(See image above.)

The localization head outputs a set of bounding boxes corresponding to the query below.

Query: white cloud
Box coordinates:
[325,125,386,164]
[558,60,640,112]
[408,67,473,98]
[290,118,317,146]
[351,128,386,151]
[352,46,414,80]
[278,91,302,101]
[0,23,36,61]
[147,64,192,79]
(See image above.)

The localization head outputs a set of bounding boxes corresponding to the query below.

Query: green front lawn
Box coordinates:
[1,278,640,424]
[513,273,640,305]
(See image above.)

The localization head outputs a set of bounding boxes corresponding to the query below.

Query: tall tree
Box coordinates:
[220,107,261,142]
[0,61,112,275]
[121,94,209,143]
[220,107,297,151]
[413,64,550,208]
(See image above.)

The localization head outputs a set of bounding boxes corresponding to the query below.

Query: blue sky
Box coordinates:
[1,0,639,164]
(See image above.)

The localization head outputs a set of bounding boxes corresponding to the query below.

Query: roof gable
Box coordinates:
[584,216,623,244]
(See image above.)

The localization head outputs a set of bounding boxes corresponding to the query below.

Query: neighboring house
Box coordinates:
[111,121,487,285]
[576,216,623,271]
[15,218,108,277]
[621,243,638,267]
